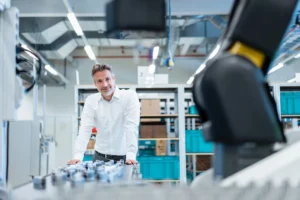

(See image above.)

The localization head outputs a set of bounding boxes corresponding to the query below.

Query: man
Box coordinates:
[68,64,140,165]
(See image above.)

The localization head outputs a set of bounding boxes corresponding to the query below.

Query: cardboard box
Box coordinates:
[87,139,95,149]
[196,155,212,171]
[140,125,153,138]
[141,99,161,122]
[156,140,167,156]
[139,124,167,138]
[153,124,167,138]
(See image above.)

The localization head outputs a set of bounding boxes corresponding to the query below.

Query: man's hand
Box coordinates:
[126,159,137,165]
[68,159,81,165]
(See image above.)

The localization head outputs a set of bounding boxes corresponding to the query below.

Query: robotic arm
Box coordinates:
[192,0,298,179]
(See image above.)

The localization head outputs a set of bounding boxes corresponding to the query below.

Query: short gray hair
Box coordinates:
[91,63,114,77]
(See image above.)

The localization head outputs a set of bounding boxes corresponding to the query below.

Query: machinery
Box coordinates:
[0,1,49,195]
[10,160,141,200]
[192,0,298,179]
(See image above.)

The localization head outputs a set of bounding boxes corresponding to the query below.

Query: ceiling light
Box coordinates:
[148,64,156,74]
[287,78,296,83]
[76,70,80,85]
[195,64,206,74]
[84,45,96,60]
[21,44,38,60]
[67,13,83,36]
[152,46,160,60]
[187,76,194,84]
[268,63,284,74]
[208,44,221,59]
[45,65,58,75]
[295,53,300,58]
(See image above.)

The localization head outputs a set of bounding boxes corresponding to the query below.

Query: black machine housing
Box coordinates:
[193,0,298,178]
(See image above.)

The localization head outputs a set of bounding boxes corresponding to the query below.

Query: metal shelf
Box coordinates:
[185,114,200,118]
[78,115,180,119]
[140,114,178,118]
[186,153,214,156]
[143,180,180,183]
[139,138,179,141]
[281,115,300,118]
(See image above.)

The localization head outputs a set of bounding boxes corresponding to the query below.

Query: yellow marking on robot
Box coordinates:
[229,41,265,68]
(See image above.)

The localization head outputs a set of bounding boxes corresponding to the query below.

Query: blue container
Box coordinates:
[139,140,156,147]
[286,92,295,114]
[83,155,93,161]
[137,156,179,180]
[280,92,300,115]
[189,105,198,114]
[294,92,300,114]
[138,149,155,156]
[280,93,288,114]
[185,130,213,153]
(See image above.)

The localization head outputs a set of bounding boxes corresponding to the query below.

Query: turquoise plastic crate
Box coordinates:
[294,92,300,114]
[280,92,300,115]
[138,149,155,156]
[185,130,213,153]
[139,140,156,147]
[137,156,179,180]
[83,155,93,161]
[138,140,156,156]
[189,105,198,114]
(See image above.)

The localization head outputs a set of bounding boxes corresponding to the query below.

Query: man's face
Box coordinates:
[93,70,116,97]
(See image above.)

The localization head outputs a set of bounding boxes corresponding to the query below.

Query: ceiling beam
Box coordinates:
[12,0,234,17]
[20,17,65,32]
[23,19,222,51]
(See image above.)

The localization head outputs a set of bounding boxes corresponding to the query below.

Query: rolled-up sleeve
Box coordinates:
[74,95,95,160]
[124,91,140,160]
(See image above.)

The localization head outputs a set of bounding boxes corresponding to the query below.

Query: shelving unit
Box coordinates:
[271,83,300,129]
[139,138,179,141]
[140,114,179,118]
[183,85,214,183]
[75,84,188,184]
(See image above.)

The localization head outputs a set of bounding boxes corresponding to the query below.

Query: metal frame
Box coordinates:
[0,7,18,186]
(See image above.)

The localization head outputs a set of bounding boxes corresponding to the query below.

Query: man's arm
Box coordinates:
[73,95,95,161]
[124,90,140,163]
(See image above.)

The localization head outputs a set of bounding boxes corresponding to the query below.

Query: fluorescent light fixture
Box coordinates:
[268,63,284,74]
[76,70,80,85]
[287,78,296,83]
[45,64,58,75]
[148,64,156,74]
[21,44,38,60]
[67,12,83,36]
[195,64,206,74]
[295,53,300,58]
[208,44,221,59]
[153,46,160,60]
[187,76,194,84]
[84,45,96,60]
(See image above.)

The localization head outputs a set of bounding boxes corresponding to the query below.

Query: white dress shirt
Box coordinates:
[74,87,140,161]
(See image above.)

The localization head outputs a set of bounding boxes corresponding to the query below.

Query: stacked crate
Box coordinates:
[138,99,179,180]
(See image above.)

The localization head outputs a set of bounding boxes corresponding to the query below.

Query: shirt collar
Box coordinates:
[98,86,120,102]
